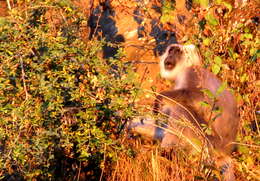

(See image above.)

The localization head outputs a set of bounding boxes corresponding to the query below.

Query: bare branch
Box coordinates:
[6,0,11,10]
[20,57,29,100]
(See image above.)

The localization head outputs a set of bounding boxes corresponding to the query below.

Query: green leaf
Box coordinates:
[255,49,260,58]
[160,0,175,24]
[205,127,212,135]
[238,145,250,154]
[200,101,210,107]
[245,156,254,167]
[216,82,227,96]
[244,27,250,33]
[201,123,212,135]
[240,73,248,82]
[242,94,250,103]
[215,0,222,4]
[214,56,222,65]
[249,48,257,56]
[228,48,234,59]
[160,14,175,24]
[244,33,253,39]
[191,137,203,148]
[0,17,8,27]
[212,64,221,75]
[205,13,219,26]
[56,0,73,7]
[203,38,210,46]
[223,2,233,12]
[199,0,209,7]
[250,49,259,62]
[202,89,215,100]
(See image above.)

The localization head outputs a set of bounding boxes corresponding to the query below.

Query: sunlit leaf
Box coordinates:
[202,89,215,99]
[205,13,219,26]
[200,101,210,107]
[240,73,248,82]
[223,2,233,12]
[244,33,253,39]
[214,56,222,65]
[216,82,227,96]
[212,64,221,75]
[238,145,250,154]
[0,17,8,27]
[199,0,209,7]
[203,38,210,46]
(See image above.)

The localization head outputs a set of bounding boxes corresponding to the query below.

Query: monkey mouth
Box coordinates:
[164,59,175,70]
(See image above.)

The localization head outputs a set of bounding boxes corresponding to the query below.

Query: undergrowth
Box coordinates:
[0,1,139,180]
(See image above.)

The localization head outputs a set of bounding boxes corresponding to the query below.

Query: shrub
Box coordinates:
[0,1,138,180]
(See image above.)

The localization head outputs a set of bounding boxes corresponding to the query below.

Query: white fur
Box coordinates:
[173,70,188,90]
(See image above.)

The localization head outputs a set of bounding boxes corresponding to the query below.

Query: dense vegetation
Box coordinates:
[0,0,259,180]
[0,1,139,180]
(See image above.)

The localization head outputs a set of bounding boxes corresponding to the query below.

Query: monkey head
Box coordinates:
[160,44,202,81]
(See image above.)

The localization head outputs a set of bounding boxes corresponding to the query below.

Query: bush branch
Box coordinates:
[20,57,29,100]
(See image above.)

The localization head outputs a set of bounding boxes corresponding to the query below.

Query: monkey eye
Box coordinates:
[168,46,181,54]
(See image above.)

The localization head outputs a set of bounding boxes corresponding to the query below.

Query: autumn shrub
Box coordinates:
[0,1,139,180]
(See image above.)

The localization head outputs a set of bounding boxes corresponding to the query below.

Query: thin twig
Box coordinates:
[144,89,207,139]
[137,103,204,140]
[20,57,29,100]
[6,0,11,10]
[126,61,158,65]
[230,142,260,148]
[77,161,81,181]
[112,160,119,181]
[93,12,102,38]
[99,144,106,181]
[253,107,260,135]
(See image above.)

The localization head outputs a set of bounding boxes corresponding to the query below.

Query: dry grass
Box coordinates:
[108,141,259,181]
[108,141,219,181]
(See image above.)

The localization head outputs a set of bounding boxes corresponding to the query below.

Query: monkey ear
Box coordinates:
[183,44,202,66]
[185,45,198,54]
[186,44,196,50]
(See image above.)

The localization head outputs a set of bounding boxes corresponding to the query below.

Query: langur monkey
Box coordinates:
[128,44,239,181]
[158,44,239,154]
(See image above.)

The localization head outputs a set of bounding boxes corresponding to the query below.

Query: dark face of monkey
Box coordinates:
[164,46,183,71]
[160,44,202,82]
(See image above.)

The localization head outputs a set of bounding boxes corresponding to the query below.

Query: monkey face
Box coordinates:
[160,44,202,81]
[164,46,183,70]
[160,44,183,81]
